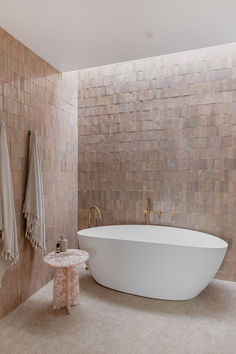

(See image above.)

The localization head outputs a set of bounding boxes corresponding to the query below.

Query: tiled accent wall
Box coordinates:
[0,27,78,319]
[78,43,236,282]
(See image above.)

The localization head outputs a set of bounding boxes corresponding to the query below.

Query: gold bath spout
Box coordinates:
[88,206,102,228]
[144,198,151,225]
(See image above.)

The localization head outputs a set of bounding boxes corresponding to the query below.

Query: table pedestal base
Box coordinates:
[53,266,79,313]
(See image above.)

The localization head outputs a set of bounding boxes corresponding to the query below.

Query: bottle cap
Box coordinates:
[60,235,64,240]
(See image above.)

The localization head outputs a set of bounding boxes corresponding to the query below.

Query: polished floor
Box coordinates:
[0,268,236,354]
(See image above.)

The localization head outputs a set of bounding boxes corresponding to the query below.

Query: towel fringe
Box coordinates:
[23,210,46,253]
[0,230,19,263]
[23,209,39,228]
[1,244,19,263]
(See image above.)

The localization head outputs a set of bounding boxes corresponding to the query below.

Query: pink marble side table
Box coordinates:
[43,249,89,314]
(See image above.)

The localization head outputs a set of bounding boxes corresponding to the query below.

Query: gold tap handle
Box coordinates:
[144,210,148,225]
[88,206,102,228]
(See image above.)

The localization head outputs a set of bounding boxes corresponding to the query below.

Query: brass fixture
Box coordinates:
[157,210,162,218]
[170,211,176,217]
[144,198,151,225]
[88,205,102,228]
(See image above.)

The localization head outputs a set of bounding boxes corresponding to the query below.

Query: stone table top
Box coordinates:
[43,249,89,268]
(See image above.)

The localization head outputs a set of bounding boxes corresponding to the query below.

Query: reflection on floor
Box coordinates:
[0,268,236,354]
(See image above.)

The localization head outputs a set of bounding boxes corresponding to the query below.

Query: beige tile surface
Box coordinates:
[0,268,236,354]
[78,42,236,282]
[0,26,78,319]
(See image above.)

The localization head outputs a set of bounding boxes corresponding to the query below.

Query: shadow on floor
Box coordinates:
[79,270,233,320]
[1,269,234,343]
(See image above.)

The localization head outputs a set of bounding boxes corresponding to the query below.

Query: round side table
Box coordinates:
[43,249,89,314]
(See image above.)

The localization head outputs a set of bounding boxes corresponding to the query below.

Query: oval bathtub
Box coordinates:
[77,225,227,300]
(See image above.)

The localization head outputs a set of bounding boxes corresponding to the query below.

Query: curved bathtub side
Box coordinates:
[78,235,227,300]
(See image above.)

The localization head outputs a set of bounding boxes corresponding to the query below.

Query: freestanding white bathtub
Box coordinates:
[77,225,227,300]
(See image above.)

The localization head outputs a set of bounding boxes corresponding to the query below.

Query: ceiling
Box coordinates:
[0,0,235,72]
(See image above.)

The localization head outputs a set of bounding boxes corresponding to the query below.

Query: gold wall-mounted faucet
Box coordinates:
[144,198,151,225]
[88,205,102,228]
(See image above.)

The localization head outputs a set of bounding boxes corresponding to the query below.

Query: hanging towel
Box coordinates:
[23,131,46,252]
[0,121,19,263]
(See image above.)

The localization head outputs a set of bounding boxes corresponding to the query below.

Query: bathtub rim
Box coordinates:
[77,224,228,250]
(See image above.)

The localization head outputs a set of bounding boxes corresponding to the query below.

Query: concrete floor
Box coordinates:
[0,268,236,354]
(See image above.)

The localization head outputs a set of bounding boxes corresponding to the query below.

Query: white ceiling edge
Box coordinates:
[0,0,236,72]
[76,41,236,73]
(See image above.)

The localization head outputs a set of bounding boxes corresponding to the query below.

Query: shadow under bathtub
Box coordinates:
[79,270,234,320]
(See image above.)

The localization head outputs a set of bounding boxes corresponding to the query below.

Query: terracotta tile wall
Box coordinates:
[0,27,78,319]
[78,43,236,282]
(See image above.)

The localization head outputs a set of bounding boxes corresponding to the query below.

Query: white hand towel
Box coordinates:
[0,121,19,263]
[23,131,46,252]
